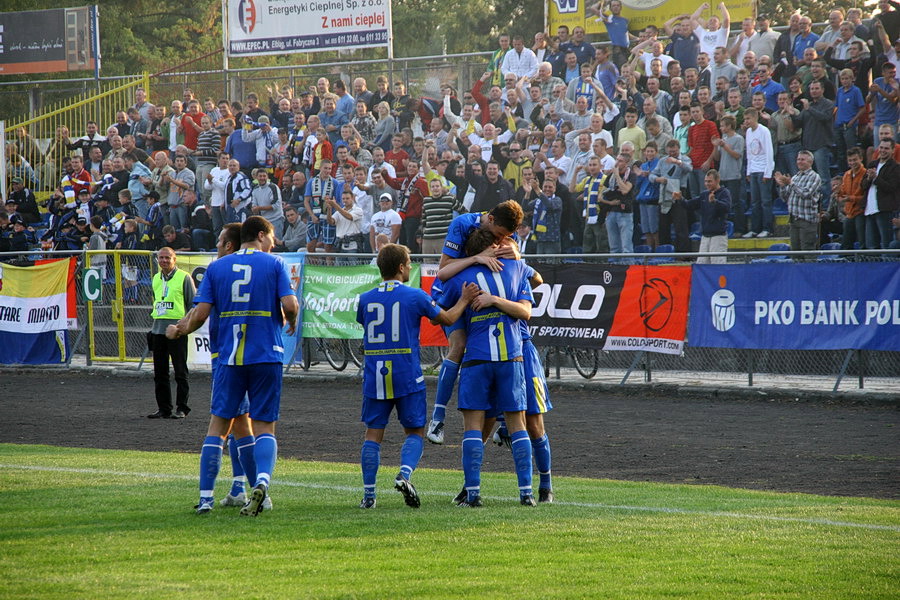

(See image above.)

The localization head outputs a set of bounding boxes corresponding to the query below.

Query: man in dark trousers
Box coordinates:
[861,139,900,249]
[148,247,196,419]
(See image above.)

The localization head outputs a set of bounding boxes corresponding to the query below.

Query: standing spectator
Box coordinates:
[241,115,279,169]
[125,151,153,221]
[713,115,745,237]
[383,159,428,253]
[304,159,343,254]
[574,156,609,252]
[372,102,396,152]
[224,159,252,223]
[166,155,195,231]
[369,193,402,250]
[329,189,364,262]
[774,150,822,251]
[420,178,461,254]
[634,142,661,248]
[525,178,563,254]
[600,154,636,253]
[792,16,820,61]
[147,247,195,419]
[276,204,308,252]
[861,139,900,248]
[687,101,719,197]
[691,2,731,57]
[742,109,774,239]
[834,69,866,171]
[791,81,835,203]
[684,169,731,264]
[194,116,220,202]
[250,170,284,234]
[663,15,700,71]
[501,35,539,79]
[488,34,512,87]
[838,147,867,250]
[595,0,634,67]
[181,100,205,151]
[565,26,594,65]
[652,139,693,252]
[204,152,230,235]
[868,62,900,145]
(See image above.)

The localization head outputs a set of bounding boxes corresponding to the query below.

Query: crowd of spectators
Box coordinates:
[4,0,900,260]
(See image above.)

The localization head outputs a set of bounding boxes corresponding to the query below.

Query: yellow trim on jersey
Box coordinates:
[532,376,547,413]
[365,348,412,355]
[235,323,247,366]
[496,322,508,361]
[384,360,394,398]
[470,311,503,323]
[221,310,272,318]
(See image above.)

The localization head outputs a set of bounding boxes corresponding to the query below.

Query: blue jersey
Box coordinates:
[357,281,441,400]
[442,212,484,258]
[194,248,293,365]
[438,259,533,362]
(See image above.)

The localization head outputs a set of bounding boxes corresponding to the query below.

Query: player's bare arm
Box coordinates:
[432,282,480,326]
[471,295,532,320]
[166,302,212,339]
[280,294,300,335]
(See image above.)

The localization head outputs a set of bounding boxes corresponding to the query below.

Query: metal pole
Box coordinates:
[387,0,395,87]
[0,121,6,202]
[221,0,230,73]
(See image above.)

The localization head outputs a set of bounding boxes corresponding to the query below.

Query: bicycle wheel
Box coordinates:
[300,338,311,371]
[347,338,364,368]
[420,345,448,370]
[541,346,556,378]
[322,338,349,371]
[571,347,599,379]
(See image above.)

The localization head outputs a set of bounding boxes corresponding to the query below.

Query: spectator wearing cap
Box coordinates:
[368,192,402,251]
[239,113,279,169]
[8,215,37,252]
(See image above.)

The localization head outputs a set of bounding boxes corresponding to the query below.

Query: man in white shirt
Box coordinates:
[535,139,573,180]
[329,189,365,262]
[203,151,231,235]
[743,108,776,239]
[692,1,731,56]
[369,192,402,250]
[465,122,514,162]
[366,146,396,183]
[500,35,539,79]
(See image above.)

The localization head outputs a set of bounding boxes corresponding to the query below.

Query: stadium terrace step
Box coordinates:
[728,236,791,251]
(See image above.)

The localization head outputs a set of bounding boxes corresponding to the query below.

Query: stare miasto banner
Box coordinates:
[0,6,99,75]
[226,0,391,57]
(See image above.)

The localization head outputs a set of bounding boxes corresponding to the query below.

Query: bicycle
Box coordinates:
[300,337,349,371]
[540,345,599,379]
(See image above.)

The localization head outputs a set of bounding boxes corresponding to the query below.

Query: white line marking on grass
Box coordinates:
[4,463,898,532]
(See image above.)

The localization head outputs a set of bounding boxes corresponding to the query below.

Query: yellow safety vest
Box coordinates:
[151,268,188,320]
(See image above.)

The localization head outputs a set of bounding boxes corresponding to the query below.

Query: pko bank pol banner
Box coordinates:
[226,0,390,57]
[529,263,691,355]
[688,264,900,351]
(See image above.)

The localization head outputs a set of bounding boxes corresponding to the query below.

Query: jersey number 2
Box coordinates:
[366,302,400,343]
[231,264,252,302]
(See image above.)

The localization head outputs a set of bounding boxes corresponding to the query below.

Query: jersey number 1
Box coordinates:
[367,302,400,343]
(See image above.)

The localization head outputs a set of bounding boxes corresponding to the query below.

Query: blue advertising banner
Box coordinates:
[688,263,900,351]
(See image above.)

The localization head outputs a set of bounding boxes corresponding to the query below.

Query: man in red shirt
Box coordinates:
[385,134,409,173]
[687,101,719,197]
[181,100,205,151]
[382,158,428,253]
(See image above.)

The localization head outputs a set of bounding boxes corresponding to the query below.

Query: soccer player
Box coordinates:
[167,216,299,516]
[426,200,524,445]
[355,244,479,509]
[437,228,536,507]
[171,223,264,509]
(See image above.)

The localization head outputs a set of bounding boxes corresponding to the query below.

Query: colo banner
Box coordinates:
[226,0,390,57]
[302,263,420,339]
[0,6,99,75]
[548,0,753,40]
[528,262,690,354]
[0,260,70,364]
[688,263,900,351]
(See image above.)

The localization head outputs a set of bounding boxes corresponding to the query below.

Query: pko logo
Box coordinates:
[552,0,579,14]
[238,0,257,34]
[532,283,605,319]
[710,275,735,332]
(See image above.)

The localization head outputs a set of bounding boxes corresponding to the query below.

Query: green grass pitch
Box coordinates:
[1,444,897,599]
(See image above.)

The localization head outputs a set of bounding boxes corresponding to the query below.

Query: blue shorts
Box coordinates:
[442,319,466,338]
[458,360,526,414]
[522,340,552,415]
[639,203,660,234]
[361,388,427,429]
[307,220,336,245]
[212,362,282,422]
[210,358,249,416]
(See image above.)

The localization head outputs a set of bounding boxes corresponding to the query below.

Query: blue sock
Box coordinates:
[361,440,381,499]
[461,429,484,500]
[532,434,552,490]
[227,434,246,496]
[253,433,277,488]
[199,436,224,500]
[510,430,534,497]
[399,434,423,480]
[236,435,256,488]
[432,359,460,422]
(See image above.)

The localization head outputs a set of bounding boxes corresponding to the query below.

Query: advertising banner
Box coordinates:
[0,6,99,75]
[548,0,753,40]
[527,262,690,354]
[419,263,447,347]
[688,263,900,351]
[0,260,70,364]
[226,0,391,57]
